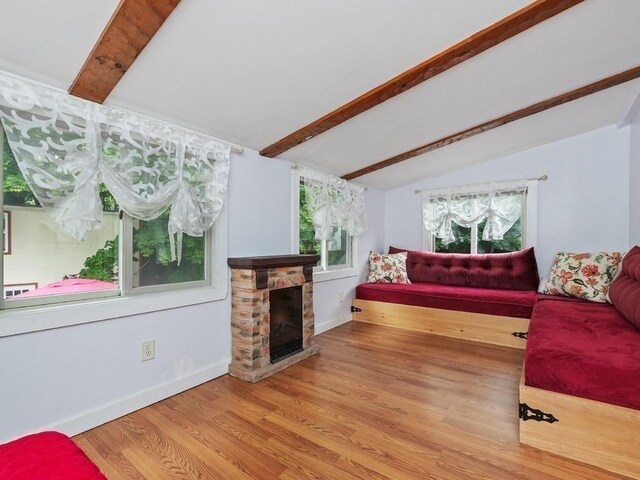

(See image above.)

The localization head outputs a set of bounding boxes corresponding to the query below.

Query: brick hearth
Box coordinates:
[227,255,321,382]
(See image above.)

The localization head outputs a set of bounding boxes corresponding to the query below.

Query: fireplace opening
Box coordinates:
[269,286,303,363]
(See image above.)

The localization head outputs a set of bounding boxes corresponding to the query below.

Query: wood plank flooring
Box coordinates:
[75,322,630,479]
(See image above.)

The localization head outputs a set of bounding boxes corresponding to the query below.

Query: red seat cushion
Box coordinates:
[609,245,640,330]
[389,246,539,291]
[0,431,107,480]
[356,282,536,318]
[525,297,640,410]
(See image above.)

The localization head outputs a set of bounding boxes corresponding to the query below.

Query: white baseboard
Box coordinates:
[316,313,351,335]
[5,318,351,444]
[46,359,229,438]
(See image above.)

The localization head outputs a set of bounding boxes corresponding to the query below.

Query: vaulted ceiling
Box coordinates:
[1,0,638,190]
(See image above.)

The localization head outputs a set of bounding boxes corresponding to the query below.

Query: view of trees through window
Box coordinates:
[298,185,321,257]
[298,183,350,267]
[434,218,522,254]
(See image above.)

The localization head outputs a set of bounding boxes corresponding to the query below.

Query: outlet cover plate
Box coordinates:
[141,340,155,362]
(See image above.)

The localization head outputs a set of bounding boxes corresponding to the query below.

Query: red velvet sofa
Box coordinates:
[353,247,539,348]
[525,294,640,410]
[519,246,640,478]
[524,245,640,410]
[353,244,640,476]
[356,246,540,318]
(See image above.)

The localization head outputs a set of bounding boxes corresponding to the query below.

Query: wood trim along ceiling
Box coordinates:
[69,0,181,104]
[259,0,584,158]
[342,65,640,181]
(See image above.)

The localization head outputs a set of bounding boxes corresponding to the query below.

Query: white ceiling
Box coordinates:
[0,0,638,190]
[0,0,120,89]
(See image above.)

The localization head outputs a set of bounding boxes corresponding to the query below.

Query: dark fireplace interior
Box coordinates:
[269,286,303,363]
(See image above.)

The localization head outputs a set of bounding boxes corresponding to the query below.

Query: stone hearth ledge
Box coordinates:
[228,343,321,383]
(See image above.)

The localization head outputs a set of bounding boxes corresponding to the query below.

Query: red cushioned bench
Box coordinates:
[0,431,106,480]
[352,247,539,348]
[525,295,640,410]
[519,246,640,479]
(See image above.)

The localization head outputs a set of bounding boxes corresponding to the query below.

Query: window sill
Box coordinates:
[0,281,228,338]
[313,267,358,283]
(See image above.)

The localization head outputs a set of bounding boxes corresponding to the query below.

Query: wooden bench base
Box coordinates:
[519,370,640,479]
[351,299,529,349]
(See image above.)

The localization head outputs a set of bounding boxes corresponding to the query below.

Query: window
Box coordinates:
[294,176,357,279]
[424,184,535,255]
[0,72,230,336]
[1,123,213,310]
[4,283,37,299]
[433,217,523,254]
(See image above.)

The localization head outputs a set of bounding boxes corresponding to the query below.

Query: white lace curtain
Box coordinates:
[422,182,527,245]
[299,167,368,241]
[0,71,231,261]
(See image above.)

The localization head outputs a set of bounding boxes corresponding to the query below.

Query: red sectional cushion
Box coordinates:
[609,245,640,330]
[525,297,640,410]
[0,431,107,480]
[388,246,539,291]
[356,282,536,318]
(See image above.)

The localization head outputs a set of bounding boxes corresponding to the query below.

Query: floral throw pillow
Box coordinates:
[367,251,411,284]
[541,251,623,303]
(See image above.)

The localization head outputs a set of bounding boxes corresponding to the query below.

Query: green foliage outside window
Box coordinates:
[477,218,522,253]
[131,214,205,285]
[3,134,37,207]
[299,184,320,255]
[78,214,206,286]
[434,218,522,254]
[78,238,118,282]
[434,223,472,253]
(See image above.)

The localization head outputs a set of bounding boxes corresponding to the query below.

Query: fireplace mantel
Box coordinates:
[228,254,319,289]
[227,254,320,269]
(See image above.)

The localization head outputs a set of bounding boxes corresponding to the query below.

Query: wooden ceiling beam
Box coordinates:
[69,0,181,104]
[342,66,640,181]
[259,0,584,158]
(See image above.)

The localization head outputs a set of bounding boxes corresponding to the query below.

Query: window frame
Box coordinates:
[0,125,228,337]
[422,183,539,254]
[0,206,227,337]
[292,169,358,283]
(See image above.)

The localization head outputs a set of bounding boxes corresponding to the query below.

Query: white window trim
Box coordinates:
[422,180,538,252]
[291,168,358,283]
[0,206,228,338]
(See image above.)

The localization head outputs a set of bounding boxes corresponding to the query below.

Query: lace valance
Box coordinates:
[421,181,528,245]
[298,166,368,241]
[0,71,231,261]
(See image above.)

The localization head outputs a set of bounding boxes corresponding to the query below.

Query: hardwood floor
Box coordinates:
[75,322,629,479]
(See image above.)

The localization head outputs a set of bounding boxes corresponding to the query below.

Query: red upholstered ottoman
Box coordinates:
[0,431,107,480]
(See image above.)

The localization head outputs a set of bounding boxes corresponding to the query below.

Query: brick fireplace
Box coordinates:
[227,254,321,382]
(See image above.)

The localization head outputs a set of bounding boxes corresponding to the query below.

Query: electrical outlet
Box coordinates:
[141,340,155,362]
[338,291,345,303]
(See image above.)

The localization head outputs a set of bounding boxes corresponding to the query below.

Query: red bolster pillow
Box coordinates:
[388,246,539,291]
[609,245,640,330]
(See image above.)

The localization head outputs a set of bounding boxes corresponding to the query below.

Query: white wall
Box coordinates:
[0,148,385,443]
[630,112,640,246]
[385,125,631,274]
